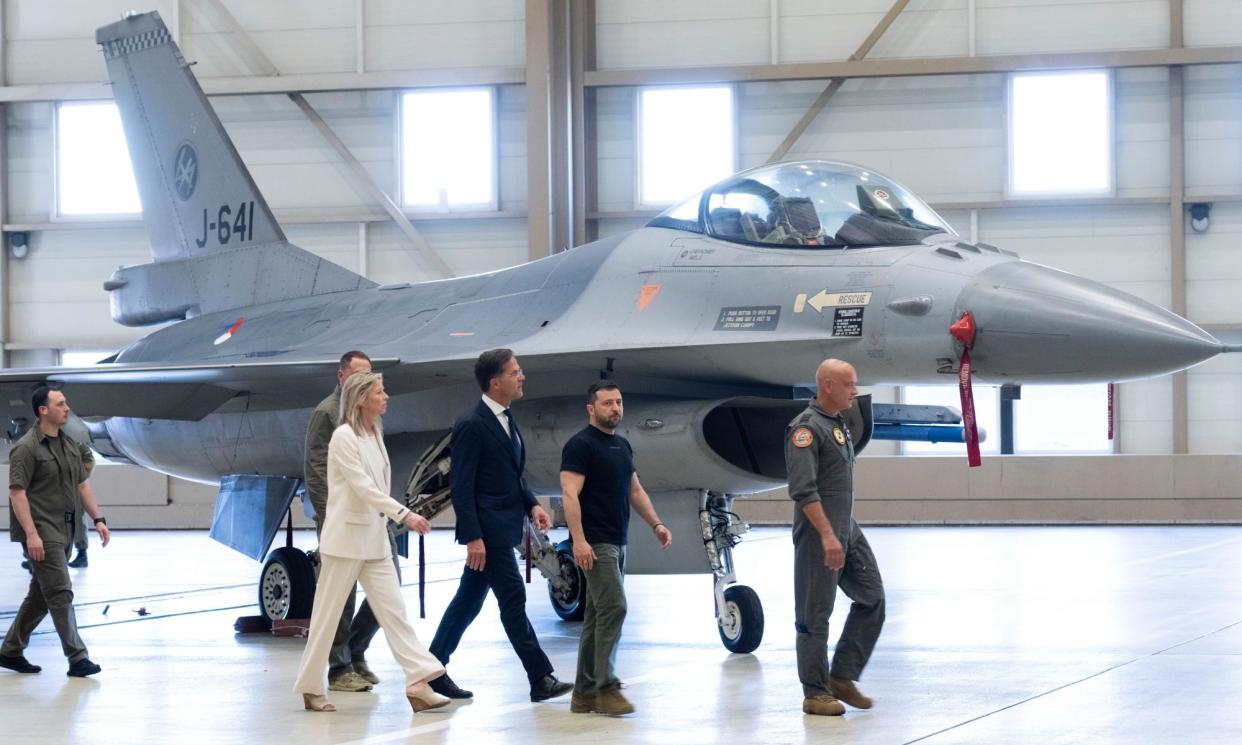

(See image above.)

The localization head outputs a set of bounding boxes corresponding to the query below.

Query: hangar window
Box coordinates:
[399,88,496,210]
[60,350,111,367]
[900,385,1001,456]
[638,86,735,206]
[1014,384,1111,453]
[55,102,142,216]
[1008,70,1113,197]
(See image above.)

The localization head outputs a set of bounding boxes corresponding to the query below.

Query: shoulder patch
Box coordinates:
[791,427,814,448]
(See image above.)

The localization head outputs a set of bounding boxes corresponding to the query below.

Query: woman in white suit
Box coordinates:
[294,372,449,713]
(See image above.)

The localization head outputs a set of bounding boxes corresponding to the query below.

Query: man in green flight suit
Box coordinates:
[2,386,111,677]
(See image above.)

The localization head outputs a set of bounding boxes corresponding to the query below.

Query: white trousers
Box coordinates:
[293,553,443,696]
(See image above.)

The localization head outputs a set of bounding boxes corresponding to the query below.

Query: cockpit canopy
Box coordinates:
[648,161,955,249]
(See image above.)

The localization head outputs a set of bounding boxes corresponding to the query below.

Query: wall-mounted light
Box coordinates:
[8,231,28,259]
[1189,203,1212,234]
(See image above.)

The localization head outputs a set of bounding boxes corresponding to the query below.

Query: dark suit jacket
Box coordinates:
[450,399,538,548]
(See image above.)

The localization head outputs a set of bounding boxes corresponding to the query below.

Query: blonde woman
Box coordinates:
[294,372,449,714]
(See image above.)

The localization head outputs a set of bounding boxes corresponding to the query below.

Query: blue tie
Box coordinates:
[504,409,521,463]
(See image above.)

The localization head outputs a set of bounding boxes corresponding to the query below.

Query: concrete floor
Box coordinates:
[2,525,1241,744]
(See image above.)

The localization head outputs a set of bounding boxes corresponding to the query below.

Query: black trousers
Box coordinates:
[429,544,552,684]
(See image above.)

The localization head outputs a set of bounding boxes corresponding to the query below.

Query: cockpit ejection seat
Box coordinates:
[709,207,762,242]
[767,195,822,245]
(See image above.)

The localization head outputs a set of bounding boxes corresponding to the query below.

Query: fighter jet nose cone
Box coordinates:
[958,261,1223,383]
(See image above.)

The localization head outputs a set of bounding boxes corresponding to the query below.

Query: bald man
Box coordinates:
[784,359,885,717]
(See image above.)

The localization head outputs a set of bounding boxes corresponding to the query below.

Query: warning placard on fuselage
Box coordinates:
[832,307,864,337]
[715,306,781,330]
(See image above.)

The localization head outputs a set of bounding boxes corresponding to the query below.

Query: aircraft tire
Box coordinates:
[548,540,587,621]
[717,584,764,653]
[258,546,316,621]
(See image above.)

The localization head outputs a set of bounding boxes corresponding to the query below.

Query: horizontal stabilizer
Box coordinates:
[0,357,399,422]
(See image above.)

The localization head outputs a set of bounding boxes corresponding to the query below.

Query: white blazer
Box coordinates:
[321,424,409,561]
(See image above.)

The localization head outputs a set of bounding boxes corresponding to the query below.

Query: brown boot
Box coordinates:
[802,693,846,716]
[570,692,597,713]
[829,677,873,710]
[595,688,635,716]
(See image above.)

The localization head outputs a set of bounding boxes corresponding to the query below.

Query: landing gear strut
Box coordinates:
[701,492,763,653]
[400,433,585,621]
[523,531,585,621]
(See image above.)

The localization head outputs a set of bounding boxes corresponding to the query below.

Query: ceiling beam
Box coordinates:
[586,45,1242,87]
[187,0,281,77]
[0,67,526,103]
[288,93,454,278]
[585,191,1242,221]
[180,1,453,278]
[6,45,1236,104]
[768,0,911,163]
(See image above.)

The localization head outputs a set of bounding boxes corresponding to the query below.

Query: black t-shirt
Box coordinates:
[560,425,635,546]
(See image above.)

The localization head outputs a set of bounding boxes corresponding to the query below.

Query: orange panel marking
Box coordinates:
[637,283,662,311]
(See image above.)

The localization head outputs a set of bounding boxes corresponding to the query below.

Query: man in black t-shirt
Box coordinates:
[560,381,671,717]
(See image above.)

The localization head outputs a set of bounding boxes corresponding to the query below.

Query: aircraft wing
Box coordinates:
[0,335,835,424]
[0,358,400,421]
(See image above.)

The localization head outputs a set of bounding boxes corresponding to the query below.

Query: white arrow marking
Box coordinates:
[807,289,833,313]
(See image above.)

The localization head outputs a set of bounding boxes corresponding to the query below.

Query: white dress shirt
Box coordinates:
[482,393,511,436]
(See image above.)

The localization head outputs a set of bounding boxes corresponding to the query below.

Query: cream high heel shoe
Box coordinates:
[302,693,337,712]
[406,682,450,713]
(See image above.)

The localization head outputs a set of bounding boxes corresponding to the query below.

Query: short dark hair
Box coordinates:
[475,348,514,392]
[339,350,371,371]
[587,380,620,405]
[31,385,53,418]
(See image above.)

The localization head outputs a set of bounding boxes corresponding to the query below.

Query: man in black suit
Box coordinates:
[428,348,574,703]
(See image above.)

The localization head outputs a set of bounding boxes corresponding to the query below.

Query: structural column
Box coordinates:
[1169,0,1188,454]
[527,0,578,259]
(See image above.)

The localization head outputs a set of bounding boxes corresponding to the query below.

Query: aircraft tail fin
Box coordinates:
[96,12,374,325]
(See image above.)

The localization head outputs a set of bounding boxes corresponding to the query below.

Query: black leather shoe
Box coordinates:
[0,654,41,674]
[68,550,88,569]
[67,658,101,677]
[530,674,573,702]
[429,672,472,699]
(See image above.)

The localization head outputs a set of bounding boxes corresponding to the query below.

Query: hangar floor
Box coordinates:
[1,526,1240,744]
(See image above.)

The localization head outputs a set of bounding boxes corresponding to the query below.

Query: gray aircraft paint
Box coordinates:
[1,12,1231,524]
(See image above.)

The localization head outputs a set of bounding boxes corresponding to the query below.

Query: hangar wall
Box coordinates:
[1,0,1240,529]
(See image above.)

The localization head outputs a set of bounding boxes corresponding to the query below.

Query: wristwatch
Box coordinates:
[93,516,107,526]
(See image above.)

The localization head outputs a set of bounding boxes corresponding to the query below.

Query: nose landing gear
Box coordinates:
[702,492,763,653]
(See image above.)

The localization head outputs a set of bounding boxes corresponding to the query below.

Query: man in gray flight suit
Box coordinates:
[785,358,885,716]
[304,350,398,693]
[2,387,111,677]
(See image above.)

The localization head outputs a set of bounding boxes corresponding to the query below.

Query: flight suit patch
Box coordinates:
[791,427,814,448]
[832,427,846,446]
